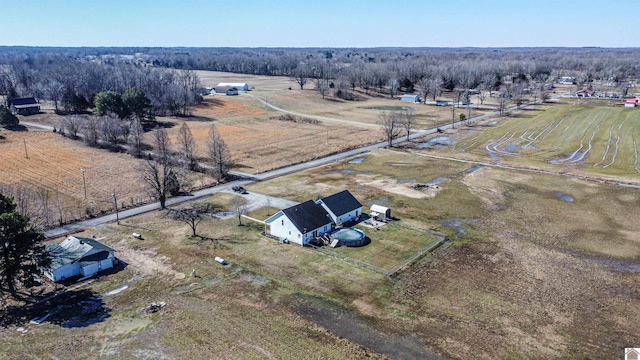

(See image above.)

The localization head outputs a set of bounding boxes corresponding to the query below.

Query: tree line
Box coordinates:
[0,53,202,117]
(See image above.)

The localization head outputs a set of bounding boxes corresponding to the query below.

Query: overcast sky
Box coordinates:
[0,0,635,48]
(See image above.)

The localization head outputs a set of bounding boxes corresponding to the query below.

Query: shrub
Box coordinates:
[0,108,19,127]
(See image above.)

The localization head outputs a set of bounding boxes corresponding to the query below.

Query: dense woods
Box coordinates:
[1,47,639,112]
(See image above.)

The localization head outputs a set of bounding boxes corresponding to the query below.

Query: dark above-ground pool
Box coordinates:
[331,228,368,247]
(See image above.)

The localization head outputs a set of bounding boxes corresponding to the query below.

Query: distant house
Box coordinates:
[559,77,575,85]
[43,236,116,282]
[316,190,362,225]
[435,100,449,106]
[214,86,239,96]
[10,97,40,115]
[625,98,638,108]
[265,201,333,245]
[626,348,639,360]
[401,94,420,103]
[217,82,249,91]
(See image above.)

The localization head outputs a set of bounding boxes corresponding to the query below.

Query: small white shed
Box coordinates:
[401,94,420,103]
[370,204,391,221]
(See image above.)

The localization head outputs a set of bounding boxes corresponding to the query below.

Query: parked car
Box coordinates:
[232,186,248,194]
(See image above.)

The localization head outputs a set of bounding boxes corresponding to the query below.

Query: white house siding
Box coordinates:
[81,258,113,277]
[267,212,332,245]
[48,263,80,282]
[320,204,361,225]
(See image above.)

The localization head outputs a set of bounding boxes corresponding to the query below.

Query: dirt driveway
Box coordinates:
[214,190,298,219]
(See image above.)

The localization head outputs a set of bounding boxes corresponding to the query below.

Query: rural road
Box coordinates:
[37,98,538,238]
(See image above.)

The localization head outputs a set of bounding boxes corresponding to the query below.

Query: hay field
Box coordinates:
[194,69,493,129]
[422,104,640,180]
[0,128,212,221]
[157,97,383,174]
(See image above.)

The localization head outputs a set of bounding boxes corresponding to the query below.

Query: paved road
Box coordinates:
[35,98,539,238]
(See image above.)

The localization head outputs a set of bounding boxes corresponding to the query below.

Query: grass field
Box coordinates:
[432,104,640,181]
[328,223,443,274]
[1,148,639,359]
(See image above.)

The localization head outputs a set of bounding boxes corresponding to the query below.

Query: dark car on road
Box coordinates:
[232,186,248,194]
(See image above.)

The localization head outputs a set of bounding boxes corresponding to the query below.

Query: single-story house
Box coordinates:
[43,236,116,282]
[214,86,239,96]
[401,94,420,103]
[370,204,391,221]
[10,97,40,115]
[265,201,333,245]
[316,190,362,225]
[217,82,249,91]
[435,100,449,106]
[625,98,638,108]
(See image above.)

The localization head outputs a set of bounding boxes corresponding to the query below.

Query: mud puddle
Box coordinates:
[296,294,444,360]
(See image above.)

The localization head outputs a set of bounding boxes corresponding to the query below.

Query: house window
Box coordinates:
[289,231,291,235]
[281,220,284,226]
[298,234,300,238]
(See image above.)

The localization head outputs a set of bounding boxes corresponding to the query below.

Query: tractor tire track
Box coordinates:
[594,118,621,167]
[603,120,626,169]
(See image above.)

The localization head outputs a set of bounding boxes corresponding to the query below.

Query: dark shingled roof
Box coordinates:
[318,190,362,217]
[11,97,38,106]
[281,200,331,233]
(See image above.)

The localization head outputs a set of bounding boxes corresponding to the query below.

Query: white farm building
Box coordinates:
[217,82,249,91]
[43,236,116,282]
[401,94,420,103]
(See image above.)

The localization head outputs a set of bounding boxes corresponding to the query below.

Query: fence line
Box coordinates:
[308,234,447,277]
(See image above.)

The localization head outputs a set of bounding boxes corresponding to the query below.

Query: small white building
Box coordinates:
[43,236,116,282]
[370,204,391,221]
[217,82,249,91]
[316,190,363,225]
[401,94,420,103]
[265,201,333,245]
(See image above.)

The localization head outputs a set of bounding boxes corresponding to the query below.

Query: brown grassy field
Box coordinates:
[1,148,638,359]
[156,96,383,174]
[0,128,213,223]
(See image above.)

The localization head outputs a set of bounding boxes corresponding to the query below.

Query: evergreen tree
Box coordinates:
[0,193,50,297]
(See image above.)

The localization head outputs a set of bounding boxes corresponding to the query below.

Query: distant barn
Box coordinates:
[214,86,239,96]
[10,97,40,115]
[401,94,420,103]
[217,83,249,91]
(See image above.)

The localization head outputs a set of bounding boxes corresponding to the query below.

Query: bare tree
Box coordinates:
[378,111,401,147]
[388,78,400,98]
[127,118,145,157]
[314,78,328,99]
[80,116,100,147]
[401,107,415,142]
[291,64,311,90]
[206,124,232,182]
[99,115,125,147]
[176,122,198,169]
[167,202,215,237]
[141,127,177,209]
[231,197,248,226]
[451,105,456,129]
[59,115,83,139]
[498,97,510,115]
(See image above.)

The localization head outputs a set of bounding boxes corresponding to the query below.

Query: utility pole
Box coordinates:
[80,168,87,200]
[112,190,120,224]
[326,124,329,146]
[451,105,455,129]
[23,138,28,159]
